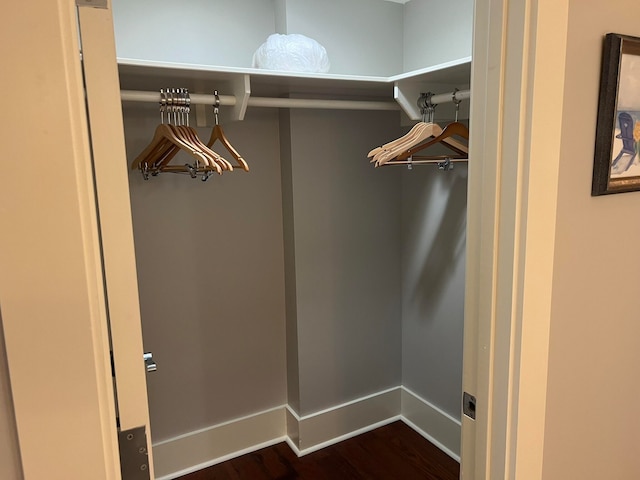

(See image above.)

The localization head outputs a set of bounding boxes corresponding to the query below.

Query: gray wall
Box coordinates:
[278,0,404,76]
[124,106,287,442]
[116,0,470,439]
[111,0,277,66]
[403,0,474,71]
[283,109,404,416]
[111,0,406,76]
[125,103,467,437]
[279,110,301,414]
[400,167,467,419]
[111,0,476,77]
[0,311,23,480]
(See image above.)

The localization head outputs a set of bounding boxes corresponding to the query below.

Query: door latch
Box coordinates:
[143,352,156,373]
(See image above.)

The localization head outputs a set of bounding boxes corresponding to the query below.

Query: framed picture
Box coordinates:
[592,33,640,196]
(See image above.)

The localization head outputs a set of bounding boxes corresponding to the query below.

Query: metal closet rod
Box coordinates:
[120,88,471,111]
[120,90,397,111]
[428,89,471,105]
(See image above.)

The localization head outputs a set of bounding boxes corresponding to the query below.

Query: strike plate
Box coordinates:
[118,426,150,480]
[463,391,477,420]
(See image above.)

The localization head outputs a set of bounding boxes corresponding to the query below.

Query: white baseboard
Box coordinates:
[287,386,402,453]
[152,387,461,479]
[401,386,462,460]
[153,405,287,480]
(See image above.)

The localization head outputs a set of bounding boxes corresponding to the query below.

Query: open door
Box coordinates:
[461,0,569,478]
[1,0,152,478]
[77,2,155,478]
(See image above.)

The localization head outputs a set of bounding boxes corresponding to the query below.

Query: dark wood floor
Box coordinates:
[178,421,460,480]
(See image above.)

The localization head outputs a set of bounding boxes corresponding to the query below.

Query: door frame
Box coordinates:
[0,1,122,478]
[77,0,154,454]
[77,3,155,476]
[1,0,153,479]
[1,0,571,478]
[462,0,570,478]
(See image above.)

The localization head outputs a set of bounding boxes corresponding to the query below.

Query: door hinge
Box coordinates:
[76,0,108,8]
[463,391,476,420]
[118,426,150,480]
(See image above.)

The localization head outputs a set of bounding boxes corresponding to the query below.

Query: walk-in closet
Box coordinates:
[9,1,640,479]
[112,0,473,477]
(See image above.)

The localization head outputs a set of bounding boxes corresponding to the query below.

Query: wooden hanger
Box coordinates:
[372,122,468,167]
[372,92,469,168]
[174,125,231,172]
[131,89,226,177]
[131,123,212,172]
[165,92,229,173]
[394,121,469,161]
[367,122,427,158]
[372,122,443,165]
[148,135,223,175]
[206,91,250,172]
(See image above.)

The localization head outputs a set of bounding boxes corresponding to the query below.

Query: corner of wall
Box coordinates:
[152,386,463,478]
[401,387,461,460]
[273,0,288,33]
[278,109,301,414]
[285,388,401,454]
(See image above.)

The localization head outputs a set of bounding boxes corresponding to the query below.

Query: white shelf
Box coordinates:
[390,58,472,120]
[117,56,471,121]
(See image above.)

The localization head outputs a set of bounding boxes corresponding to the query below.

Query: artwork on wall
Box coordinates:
[592,33,640,196]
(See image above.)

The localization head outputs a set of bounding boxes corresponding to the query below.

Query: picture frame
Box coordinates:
[592,33,640,196]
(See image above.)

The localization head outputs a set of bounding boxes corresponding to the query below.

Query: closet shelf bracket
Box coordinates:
[194,74,250,125]
[232,74,251,122]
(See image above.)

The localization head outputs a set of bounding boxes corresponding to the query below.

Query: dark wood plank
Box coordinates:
[178,421,460,480]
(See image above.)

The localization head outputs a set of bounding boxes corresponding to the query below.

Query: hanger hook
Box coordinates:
[437,158,453,171]
[159,88,166,124]
[181,88,187,126]
[141,162,150,180]
[171,88,178,125]
[178,88,184,126]
[452,88,462,122]
[184,88,191,127]
[166,88,171,124]
[418,92,436,123]
[213,90,220,126]
[172,88,178,125]
[166,88,173,125]
[176,88,182,125]
[176,88,182,126]
[418,93,427,122]
[185,163,197,179]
